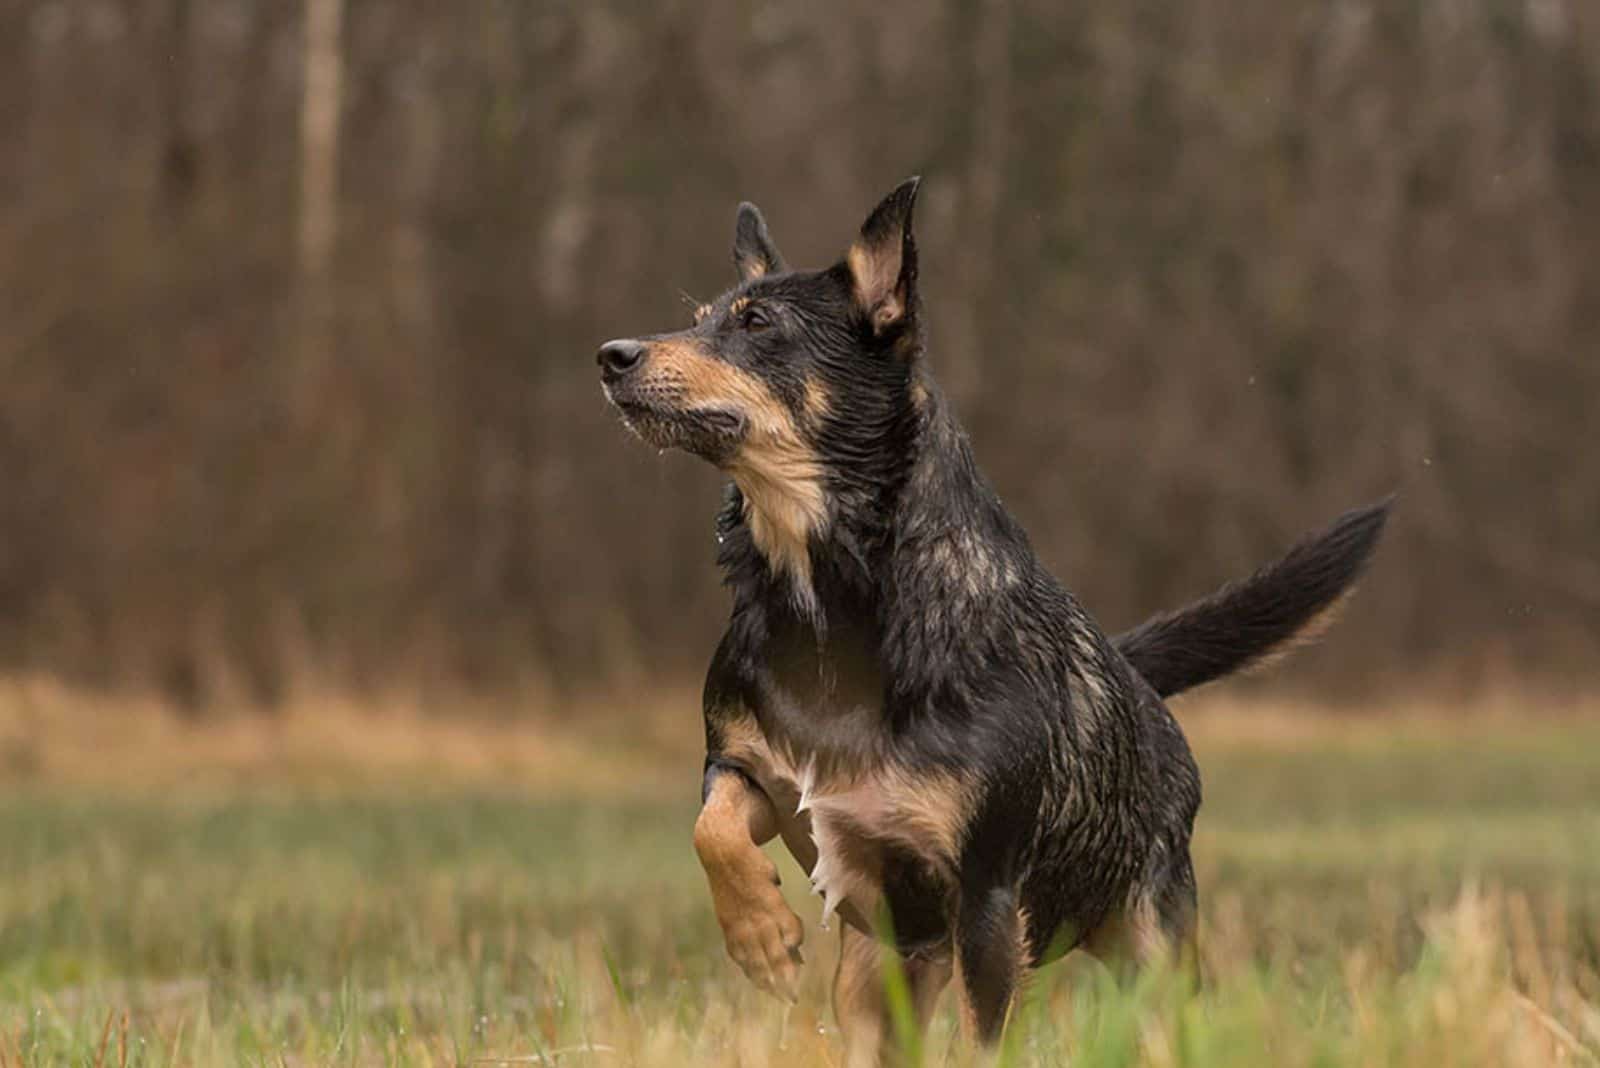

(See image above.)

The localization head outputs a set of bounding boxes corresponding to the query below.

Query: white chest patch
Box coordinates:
[795,766,879,928]
[718,722,976,929]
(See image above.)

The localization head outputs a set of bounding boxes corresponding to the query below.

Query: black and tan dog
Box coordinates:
[597,178,1390,1062]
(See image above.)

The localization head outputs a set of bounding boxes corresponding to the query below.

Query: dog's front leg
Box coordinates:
[694,763,806,1000]
[834,926,952,1068]
[955,882,1027,1046]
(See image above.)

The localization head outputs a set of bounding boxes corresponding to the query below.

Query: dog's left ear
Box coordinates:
[733,202,786,282]
[846,176,921,337]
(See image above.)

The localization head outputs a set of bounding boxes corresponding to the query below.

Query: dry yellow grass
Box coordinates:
[0,675,691,795]
[3,672,1595,791]
[3,676,1597,1064]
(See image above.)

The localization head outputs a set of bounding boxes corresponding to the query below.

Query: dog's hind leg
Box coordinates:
[833,926,951,1068]
[1083,852,1199,983]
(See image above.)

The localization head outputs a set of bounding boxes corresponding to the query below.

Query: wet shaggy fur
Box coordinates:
[597,177,1392,1057]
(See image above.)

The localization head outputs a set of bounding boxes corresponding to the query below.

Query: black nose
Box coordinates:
[597,338,646,378]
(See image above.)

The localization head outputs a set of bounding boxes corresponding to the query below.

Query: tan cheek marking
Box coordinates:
[653,342,828,595]
[646,341,827,601]
[651,341,796,442]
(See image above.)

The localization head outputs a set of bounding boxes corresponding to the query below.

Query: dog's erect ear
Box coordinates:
[846,176,921,336]
[733,202,786,282]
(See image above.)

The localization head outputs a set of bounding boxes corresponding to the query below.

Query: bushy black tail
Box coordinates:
[1113,498,1394,698]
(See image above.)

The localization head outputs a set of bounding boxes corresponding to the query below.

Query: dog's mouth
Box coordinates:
[604,387,745,462]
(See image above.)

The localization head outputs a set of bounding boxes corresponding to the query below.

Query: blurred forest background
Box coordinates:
[2,0,1598,710]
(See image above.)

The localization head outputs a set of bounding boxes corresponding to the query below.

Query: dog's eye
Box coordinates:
[741,306,773,332]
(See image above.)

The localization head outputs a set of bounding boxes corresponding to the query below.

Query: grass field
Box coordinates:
[2,689,1598,1066]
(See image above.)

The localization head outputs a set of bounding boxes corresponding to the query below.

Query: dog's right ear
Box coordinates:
[733,202,785,283]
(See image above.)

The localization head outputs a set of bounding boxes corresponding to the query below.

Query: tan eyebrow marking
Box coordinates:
[693,303,713,324]
[729,296,752,317]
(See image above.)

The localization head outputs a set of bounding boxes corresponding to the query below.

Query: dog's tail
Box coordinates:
[1113,498,1394,698]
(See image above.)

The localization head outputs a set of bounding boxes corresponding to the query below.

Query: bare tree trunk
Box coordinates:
[159,0,197,214]
[296,0,344,370]
[945,0,1012,408]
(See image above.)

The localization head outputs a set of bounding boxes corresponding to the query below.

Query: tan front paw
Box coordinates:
[710,860,806,1001]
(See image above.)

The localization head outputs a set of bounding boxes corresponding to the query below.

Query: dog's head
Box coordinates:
[598,179,928,587]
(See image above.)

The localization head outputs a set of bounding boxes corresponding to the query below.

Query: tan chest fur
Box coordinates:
[717,718,975,929]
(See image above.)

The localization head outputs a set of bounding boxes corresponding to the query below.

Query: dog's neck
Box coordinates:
[725,449,828,621]
[718,376,1024,647]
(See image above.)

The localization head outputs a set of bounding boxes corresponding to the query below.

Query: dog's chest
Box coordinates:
[728,620,971,933]
[737,734,969,939]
